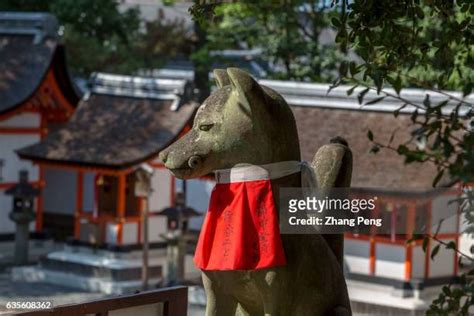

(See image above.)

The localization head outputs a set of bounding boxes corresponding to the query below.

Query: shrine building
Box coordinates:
[0,12,79,237]
[17,72,198,247]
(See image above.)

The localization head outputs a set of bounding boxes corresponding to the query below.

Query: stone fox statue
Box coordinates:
[159,68,352,316]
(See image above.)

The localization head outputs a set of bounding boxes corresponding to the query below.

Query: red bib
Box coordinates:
[194,161,309,271]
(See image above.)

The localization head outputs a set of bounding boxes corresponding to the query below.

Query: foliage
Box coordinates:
[331,0,473,188]
[134,9,193,75]
[330,1,473,314]
[333,0,473,91]
[190,1,346,82]
[1,0,192,77]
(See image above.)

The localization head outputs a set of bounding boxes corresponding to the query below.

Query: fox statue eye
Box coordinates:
[199,123,214,131]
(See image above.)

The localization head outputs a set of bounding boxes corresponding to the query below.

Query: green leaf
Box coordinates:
[367,129,374,141]
[445,241,456,250]
[423,94,431,108]
[365,96,385,105]
[431,244,440,260]
[349,62,358,76]
[358,88,370,104]
[432,169,444,187]
[371,72,383,94]
[415,6,425,19]
[442,286,451,296]
[370,144,380,154]
[339,61,348,76]
[463,83,473,97]
[393,104,407,117]
[394,76,402,95]
[397,144,409,155]
[346,85,358,96]
[331,17,341,28]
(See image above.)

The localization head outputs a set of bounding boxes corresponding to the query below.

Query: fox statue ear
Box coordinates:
[214,69,231,88]
[227,68,265,109]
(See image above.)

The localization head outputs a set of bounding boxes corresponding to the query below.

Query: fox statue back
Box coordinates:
[159,68,352,316]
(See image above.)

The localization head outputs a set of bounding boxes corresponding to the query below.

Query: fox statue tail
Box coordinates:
[311,136,353,267]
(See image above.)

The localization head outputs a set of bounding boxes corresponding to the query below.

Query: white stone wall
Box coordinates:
[0,113,41,234]
[43,170,95,215]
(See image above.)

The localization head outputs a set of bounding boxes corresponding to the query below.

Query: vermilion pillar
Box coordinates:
[116,174,126,245]
[369,198,381,275]
[424,201,432,279]
[405,203,416,281]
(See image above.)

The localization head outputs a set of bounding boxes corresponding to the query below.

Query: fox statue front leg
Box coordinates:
[202,272,239,316]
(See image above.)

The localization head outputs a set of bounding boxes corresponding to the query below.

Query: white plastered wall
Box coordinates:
[0,113,41,234]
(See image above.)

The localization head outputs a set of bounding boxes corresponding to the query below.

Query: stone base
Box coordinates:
[12,243,165,295]
[12,266,162,295]
[347,279,443,315]
[11,243,201,295]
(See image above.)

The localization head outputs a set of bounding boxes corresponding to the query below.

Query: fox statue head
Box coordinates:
[159,68,300,179]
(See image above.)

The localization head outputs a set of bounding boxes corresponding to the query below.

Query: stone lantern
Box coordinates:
[5,170,39,265]
[134,163,154,291]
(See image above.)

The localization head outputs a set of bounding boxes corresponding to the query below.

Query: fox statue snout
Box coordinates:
[158,124,212,179]
[159,149,203,178]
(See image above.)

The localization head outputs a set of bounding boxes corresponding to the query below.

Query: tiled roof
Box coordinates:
[291,105,439,189]
[17,74,197,169]
[0,12,59,114]
[259,79,469,189]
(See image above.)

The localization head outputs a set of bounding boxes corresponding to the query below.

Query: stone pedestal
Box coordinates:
[13,223,30,264]
[12,242,201,295]
[164,235,187,286]
[9,210,35,265]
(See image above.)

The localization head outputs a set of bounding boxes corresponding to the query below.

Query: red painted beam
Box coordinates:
[0,181,41,190]
[0,127,42,134]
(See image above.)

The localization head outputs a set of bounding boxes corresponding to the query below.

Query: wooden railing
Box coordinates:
[15,286,187,316]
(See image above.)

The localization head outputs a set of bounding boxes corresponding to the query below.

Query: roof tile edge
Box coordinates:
[88,72,194,110]
[0,12,58,43]
[259,79,473,116]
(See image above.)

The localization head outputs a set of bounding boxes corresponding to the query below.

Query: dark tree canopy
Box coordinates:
[1,0,192,76]
[331,1,473,314]
[191,1,346,82]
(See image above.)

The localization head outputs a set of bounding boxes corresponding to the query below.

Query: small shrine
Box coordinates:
[17,73,197,247]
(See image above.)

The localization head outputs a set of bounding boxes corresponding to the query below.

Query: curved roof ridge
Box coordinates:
[0,11,60,115]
